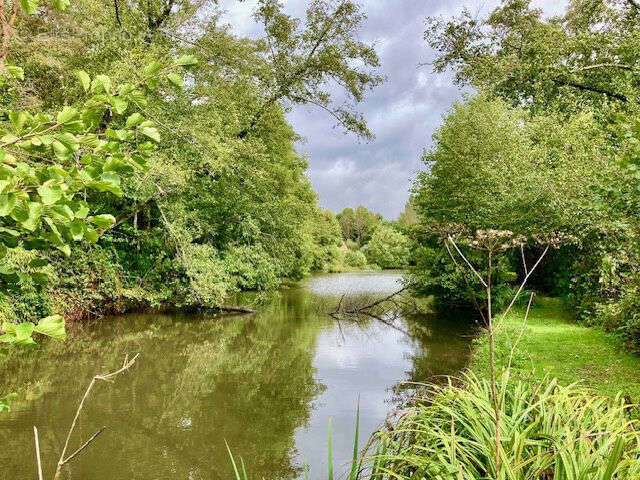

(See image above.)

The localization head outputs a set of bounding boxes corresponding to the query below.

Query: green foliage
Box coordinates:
[426,0,640,116]
[223,245,280,292]
[413,95,616,236]
[336,206,381,246]
[418,0,640,354]
[343,249,367,269]
[362,225,410,269]
[0,53,193,347]
[248,0,383,140]
[410,241,521,313]
[370,371,640,479]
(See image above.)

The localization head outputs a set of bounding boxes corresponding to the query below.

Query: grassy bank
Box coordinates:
[472,296,640,400]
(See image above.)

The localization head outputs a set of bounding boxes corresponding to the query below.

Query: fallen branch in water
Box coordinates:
[331,286,409,316]
[329,286,414,335]
[218,305,259,314]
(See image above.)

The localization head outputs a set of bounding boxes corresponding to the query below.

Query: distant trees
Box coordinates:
[336,205,382,246]
[362,225,410,269]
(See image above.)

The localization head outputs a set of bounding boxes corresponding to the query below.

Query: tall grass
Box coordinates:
[366,371,640,479]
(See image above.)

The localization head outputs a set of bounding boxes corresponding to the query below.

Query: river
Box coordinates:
[0,271,473,479]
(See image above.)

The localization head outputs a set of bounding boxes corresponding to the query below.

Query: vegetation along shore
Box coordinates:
[2,0,640,478]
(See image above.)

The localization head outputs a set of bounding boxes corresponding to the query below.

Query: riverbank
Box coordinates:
[471,296,640,400]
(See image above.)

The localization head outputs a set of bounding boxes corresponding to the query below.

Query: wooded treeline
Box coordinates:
[409,0,640,352]
[0,0,395,327]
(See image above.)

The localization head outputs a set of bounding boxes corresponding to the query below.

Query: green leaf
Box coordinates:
[20,0,39,15]
[9,111,28,132]
[21,202,44,231]
[89,214,115,229]
[75,70,90,91]
[29,258,48,268]
[34,315,66,340]
[30,272,50,285]
[140,126,161,143]
[74,203,89,219]
[0,194,16,216]
[144,61,163,76]
[111,97,128,115]
[57,106,79,125]
[84,225,99,243]
[69,220,84,241]
[91,75,112,94]
[37,185,63,205]
[125,112,145,128]
[52,0,70,10]
[52,140,73,161]
[6,66,24,80]
[175,55,198,67]
[167,73,184,88]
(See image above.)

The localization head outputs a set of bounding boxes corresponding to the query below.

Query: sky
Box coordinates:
[218,0,568,219]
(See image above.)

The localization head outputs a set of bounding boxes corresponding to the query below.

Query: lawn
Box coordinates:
[471,296,640,400]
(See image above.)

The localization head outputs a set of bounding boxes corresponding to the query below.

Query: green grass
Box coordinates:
[472,296,640,400]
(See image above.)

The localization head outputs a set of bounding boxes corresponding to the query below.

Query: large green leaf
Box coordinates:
[0,194,16,216]
[52,0,69,10]
[89,214,115,229]
[175,55,198,67]
[140,126,161,143]
[56,106,79,125]
[167,73,184,88]
[37,185,63,205]
[20,0,39,15]
[34,315,66,340]
[125,113,145,127]
[75,70,90,91]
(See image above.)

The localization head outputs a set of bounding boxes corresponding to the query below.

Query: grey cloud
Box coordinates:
[219,0,567,218]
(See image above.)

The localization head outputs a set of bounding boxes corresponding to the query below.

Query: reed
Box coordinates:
[367,371,640,479]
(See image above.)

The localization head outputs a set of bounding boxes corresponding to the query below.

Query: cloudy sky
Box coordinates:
[218,0,567,219]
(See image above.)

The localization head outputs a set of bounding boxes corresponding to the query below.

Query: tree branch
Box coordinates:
[113,0,122,27]
[552,78,628,102]
[62,427,106,464]
[53,354,139,480]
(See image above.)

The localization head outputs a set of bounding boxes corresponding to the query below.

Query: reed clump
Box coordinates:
[366,371,640,479]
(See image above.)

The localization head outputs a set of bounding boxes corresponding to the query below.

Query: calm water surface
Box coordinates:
[0,271,472,479]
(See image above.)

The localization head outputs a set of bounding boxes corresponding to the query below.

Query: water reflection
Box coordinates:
[0,272,472,479]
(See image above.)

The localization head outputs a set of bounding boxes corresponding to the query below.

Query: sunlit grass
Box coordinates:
[472,297,640,400]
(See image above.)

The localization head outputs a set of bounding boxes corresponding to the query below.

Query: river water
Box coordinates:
[0,271,472,479]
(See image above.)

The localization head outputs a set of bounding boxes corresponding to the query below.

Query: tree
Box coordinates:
[0,0,194,416]
[425,0,640,117]
[337,205,381,246]
[412,95,618,237]
[239,0,383,139]
[362,225,410,269]
[397,200,418,227]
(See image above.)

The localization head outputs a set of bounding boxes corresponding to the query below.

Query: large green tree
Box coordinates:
[425,0,640,117]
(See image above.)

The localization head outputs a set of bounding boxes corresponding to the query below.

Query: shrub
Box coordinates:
[362,225,410,269]
[182,244,231,307]
[344,249,367,268]
[222,245,280,292]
